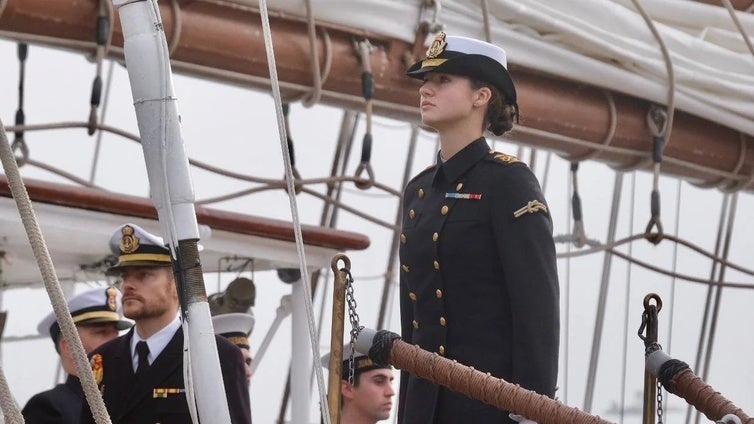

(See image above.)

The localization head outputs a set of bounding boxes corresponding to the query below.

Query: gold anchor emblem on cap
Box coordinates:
[120,225,140,254]
[426,32,447,58]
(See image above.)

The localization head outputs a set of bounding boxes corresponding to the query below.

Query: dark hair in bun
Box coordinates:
[470,79,519,136]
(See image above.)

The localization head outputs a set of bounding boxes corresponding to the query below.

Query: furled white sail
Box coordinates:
[233,0,754,135]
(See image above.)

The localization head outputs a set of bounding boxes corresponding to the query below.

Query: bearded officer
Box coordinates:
[82,223,251,424]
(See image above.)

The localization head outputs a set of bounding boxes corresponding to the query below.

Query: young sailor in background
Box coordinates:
[321,345,395,424]
[398,33,560,424]
[81,223,251,424]
[22,286,132,423]
[212,312,255,385]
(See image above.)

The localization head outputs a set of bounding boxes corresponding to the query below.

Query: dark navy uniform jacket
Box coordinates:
[22,375,84,423]
[82,327,251,424]
[398,138,559,424]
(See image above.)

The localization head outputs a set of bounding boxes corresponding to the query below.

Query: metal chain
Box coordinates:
[344,268,363,386]
[656,378,664,424]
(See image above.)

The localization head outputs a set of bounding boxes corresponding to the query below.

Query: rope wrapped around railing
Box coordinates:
[646,349,754,424]
[355,328,614,424]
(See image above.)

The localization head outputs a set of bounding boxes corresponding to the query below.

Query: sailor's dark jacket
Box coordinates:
[398,138,559,424]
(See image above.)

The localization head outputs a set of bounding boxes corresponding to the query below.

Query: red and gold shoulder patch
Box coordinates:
[91,354,104,386]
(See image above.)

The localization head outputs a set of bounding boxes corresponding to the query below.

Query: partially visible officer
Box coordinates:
[82,223,251,424]
[321,345,395,424]
[398,32,559,423]
[212,312,255,385]
[22,286,132,423]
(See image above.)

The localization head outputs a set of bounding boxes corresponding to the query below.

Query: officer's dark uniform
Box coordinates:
[25,285,132,424]
[81,223,252,424]
[22,375,84,423]
[84,327,250,424]
[398,138,559,423]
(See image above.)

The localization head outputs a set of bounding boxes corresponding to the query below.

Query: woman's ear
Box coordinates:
[474,86,492,107]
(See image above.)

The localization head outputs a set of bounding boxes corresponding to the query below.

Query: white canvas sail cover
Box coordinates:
[233,0,754,135]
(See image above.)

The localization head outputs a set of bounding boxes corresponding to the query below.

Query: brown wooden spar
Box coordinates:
[0,175,370,251]
[1,0,754,191]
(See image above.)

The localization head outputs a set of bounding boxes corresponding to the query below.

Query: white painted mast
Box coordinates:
[111,1,232,423]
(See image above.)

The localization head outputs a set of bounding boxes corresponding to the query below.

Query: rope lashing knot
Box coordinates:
[644,105,668,245]
[354,40,376,190]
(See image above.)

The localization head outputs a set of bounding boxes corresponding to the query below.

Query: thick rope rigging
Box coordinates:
[0,120,112,423]
[0,367,23,424]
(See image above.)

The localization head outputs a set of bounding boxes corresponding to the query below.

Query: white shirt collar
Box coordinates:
[130,314,181,371]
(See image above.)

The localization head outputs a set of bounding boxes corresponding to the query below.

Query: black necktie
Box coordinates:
[136,341,150,379]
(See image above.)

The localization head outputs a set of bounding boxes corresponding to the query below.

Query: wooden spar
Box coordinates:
[0,175,370,251]
[1,0,753,191]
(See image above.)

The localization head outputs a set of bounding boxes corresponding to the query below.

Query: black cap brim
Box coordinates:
[407,54,517,105]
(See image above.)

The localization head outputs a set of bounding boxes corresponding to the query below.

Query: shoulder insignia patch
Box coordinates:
[513,200,548,218]
[493,152,519,164]
[91,354,104,386]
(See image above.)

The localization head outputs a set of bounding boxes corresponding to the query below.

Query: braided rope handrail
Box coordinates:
[360,329,614,424]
